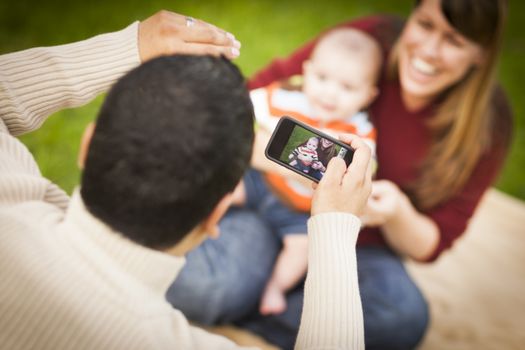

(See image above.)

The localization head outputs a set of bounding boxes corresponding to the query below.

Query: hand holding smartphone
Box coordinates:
[265,117,354,183]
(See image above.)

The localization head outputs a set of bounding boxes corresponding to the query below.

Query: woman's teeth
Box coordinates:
[412,57,437,75]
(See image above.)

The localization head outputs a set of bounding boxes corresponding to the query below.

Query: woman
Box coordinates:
[312,138,337,180]
[310,137,337,180]
[168,0,512,348]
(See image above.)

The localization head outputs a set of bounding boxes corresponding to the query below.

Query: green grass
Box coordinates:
[2,0,524,200]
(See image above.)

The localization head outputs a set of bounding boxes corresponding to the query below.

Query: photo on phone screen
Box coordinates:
[265,117,354,183]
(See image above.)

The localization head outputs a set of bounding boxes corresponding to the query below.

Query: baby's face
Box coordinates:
[303,48,377,122]
[306,138,318,151]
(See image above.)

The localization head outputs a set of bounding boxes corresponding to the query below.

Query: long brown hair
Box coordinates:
[389,0,508,210]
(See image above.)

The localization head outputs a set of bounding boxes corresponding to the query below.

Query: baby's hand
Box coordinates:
[311,161,324,170]
[260,282,287,315]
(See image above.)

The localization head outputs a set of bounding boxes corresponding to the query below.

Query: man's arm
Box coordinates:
[295,135,372,349]
[0,11,241,209]
[0,23,140,137]
[0,119,68,208]
[0,21,140,209]
[0,10,241,137]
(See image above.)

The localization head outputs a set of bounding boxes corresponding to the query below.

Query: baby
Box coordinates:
[289,136,320,174]
[242,27,382,315]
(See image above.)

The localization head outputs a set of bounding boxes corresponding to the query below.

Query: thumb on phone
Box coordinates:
[310,157,346,216]
[320,157,346,186]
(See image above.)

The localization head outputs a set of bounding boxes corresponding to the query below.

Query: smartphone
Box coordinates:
[265,116,354,183]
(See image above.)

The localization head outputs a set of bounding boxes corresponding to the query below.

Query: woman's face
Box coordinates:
[398,0,484,107]
[320,138,334,149]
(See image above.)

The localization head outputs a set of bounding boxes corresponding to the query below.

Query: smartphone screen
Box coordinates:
[265,116,354,183]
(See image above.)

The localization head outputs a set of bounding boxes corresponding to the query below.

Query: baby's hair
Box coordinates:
[307,136,319,144]
[297,136,320,149]
[312,28,383,83]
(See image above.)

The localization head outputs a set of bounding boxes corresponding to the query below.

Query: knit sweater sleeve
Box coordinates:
[0,22,140,136]
[0,22,140,209]
[295,213,364,350]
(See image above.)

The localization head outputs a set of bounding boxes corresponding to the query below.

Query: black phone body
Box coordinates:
[265,116,354,183]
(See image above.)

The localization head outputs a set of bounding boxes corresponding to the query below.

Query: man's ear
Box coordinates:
[78,122,96,169]
[202,193,233,239]
[166,194,233,257]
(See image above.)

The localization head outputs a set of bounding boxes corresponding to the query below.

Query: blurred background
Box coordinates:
[1,0,523,199]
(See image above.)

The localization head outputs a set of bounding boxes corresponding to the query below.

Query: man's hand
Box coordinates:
[138,10,241,62]
[311,134,372,217]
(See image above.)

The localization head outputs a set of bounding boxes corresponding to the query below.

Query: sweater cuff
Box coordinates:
[307,212,361,245]
[296,212,364,349]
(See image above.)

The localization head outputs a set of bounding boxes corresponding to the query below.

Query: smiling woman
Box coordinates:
[393,0,508,211]
[397,0,485,110]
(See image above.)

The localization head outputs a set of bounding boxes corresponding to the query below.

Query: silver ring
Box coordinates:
[185,16,195,27]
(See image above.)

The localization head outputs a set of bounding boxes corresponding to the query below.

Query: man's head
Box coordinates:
[81,55,254,251]
[302,28,382,122]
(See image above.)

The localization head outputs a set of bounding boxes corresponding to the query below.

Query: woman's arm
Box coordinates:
[363,180,439,261]
[364,88,513,262]
[364,124,511,262]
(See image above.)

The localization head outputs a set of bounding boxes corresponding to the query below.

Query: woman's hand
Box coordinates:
[138,10,241,62]
[361,179,440,261]
[361,180,405,227]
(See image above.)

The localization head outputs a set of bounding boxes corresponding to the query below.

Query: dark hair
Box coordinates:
[81,55,254,249]
[436,0,504,47]
[293,136,319,152]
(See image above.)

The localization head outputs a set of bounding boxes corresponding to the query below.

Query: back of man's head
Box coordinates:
[81,55,254,250]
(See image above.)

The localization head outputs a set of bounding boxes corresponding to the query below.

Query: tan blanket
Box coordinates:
[407,189,525,350]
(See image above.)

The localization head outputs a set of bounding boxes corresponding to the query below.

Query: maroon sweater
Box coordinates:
[249,16,513,262]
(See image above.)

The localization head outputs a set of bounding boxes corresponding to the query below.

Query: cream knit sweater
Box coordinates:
[0,22,364,350]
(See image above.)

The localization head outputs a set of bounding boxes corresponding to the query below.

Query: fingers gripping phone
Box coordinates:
[265,116,354,183]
